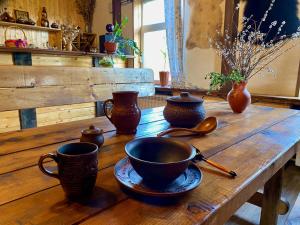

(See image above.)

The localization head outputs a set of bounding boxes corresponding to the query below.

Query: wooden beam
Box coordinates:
[220,0,240,95]
[133,0,142,68]
[248,191,289,215]
[113,0,122,25]
[294,60,300,97]
[260,168,284,225]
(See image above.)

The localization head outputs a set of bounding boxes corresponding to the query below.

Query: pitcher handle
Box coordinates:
[103,99,114,123]
[38,153,60,179]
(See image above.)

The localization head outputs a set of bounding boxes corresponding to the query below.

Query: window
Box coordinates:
[141,0,170,81]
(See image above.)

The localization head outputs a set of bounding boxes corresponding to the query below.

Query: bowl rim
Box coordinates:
[125,137,196,165]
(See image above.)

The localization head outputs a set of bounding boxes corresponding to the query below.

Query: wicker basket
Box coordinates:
[4,26,28,48]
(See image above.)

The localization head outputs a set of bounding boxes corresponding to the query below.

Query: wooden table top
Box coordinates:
[0,101,300,225]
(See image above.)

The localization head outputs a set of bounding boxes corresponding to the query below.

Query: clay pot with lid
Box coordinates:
[163,92,206,128]
[80,125,104,149]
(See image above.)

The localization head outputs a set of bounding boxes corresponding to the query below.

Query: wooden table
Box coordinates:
[1,101,300,225]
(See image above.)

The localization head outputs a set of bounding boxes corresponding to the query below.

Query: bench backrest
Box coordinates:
[0,65,155,129]
[0,65,155,112]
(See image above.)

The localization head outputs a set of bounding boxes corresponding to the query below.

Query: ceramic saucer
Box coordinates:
[114,157,202,197]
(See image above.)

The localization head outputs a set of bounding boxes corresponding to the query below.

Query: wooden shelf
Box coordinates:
[0,47,135,58]
[0,21,61,32]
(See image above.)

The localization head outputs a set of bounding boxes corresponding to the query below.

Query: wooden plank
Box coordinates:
[0,47,135,59]
[32,55,92,67]
[37,106,95,127]
[0,83,155,111]
[296,143,300,166]
[37,102,95,114]
[260,168,284,225]
[0,53,13,65]
[113,0,122,24]
[294,60,300,97]
[220,0,240,94]
[0,66,154,88]
[1,111,300,224]
[0,106,166,156]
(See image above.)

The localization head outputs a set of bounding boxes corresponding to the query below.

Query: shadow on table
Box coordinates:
[50,186,118,212]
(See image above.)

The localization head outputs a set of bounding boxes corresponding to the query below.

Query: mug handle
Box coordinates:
[38,153,60,179]
[103,99,114,123]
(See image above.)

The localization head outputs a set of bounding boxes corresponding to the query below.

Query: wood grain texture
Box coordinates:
[0,103,300,225]
[0,53,13,65]
[0,0,85,31]
[0,66,155,111]
[32,55,92,67]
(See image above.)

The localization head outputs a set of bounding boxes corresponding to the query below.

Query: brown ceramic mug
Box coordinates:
[38,142,98,198]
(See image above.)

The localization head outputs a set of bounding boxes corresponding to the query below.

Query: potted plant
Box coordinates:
[104,17,141,56]
[159,49,170,87]
[206,0,300,113]
[103,17,141,68]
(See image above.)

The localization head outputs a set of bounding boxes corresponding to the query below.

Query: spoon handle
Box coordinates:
[193,146,237,178]
[157,128,199,137]
[201,157,237,177]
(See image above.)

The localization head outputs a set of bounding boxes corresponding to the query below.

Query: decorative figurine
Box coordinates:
[41,7,49,27]
[106,24,114,33]
[51,22,59,29]
[0,8,15,22]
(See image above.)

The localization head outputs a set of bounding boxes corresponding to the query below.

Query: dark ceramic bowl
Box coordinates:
[125,137,196,185]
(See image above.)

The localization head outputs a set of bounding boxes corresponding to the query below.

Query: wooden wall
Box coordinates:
[0,0,85,28]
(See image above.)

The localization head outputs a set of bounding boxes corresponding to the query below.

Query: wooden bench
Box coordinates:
[0,65,155,129]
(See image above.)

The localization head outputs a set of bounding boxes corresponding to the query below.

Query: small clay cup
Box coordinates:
[38,142,98,198]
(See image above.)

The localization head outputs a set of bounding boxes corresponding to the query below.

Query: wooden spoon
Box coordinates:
[157,117,218,137]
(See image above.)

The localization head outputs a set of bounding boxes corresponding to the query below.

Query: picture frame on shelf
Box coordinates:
[14,10,29,21]
[14,10,35,25]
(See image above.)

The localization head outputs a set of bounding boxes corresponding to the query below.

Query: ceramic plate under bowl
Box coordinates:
[114,157,202,197]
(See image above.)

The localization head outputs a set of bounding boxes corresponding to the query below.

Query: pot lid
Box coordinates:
[167,92,204,103]
[81,125,103,135]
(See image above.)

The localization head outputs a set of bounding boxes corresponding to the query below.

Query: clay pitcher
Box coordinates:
[227,81,251,113]
[103,91,141,134]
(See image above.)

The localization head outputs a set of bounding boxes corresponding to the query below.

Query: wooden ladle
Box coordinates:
[157,117,218,137]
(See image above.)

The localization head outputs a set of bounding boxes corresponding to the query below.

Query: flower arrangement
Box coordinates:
[206,0,300,91]
[61,25,80,51]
